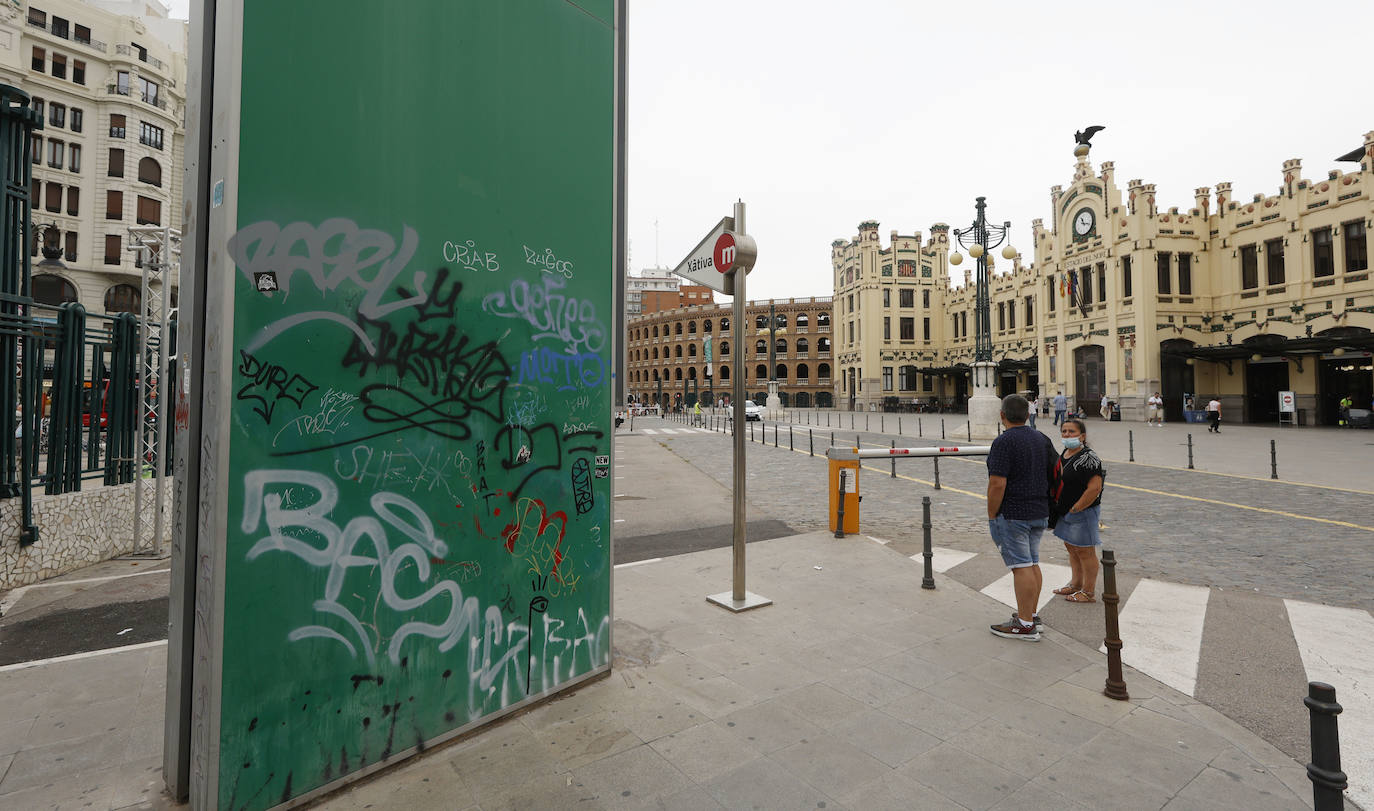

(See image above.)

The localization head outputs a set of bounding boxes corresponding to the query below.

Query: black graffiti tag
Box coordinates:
[237,350,317,424]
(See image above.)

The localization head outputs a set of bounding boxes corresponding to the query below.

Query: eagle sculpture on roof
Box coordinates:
[1074,126,1106,146]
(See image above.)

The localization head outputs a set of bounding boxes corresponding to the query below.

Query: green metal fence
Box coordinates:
[1,84,167,547]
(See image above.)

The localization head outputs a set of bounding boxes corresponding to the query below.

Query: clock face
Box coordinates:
[1073,208,1095,236]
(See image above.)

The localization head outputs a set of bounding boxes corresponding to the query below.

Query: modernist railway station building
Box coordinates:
[833,131,1374,424]
[626,297,836,410]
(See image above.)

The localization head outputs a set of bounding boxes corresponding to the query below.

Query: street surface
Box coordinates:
[646,410,1374,805]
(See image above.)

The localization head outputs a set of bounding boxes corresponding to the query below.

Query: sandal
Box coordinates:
[1052,584,1081,595]
[1064,590,1096,603]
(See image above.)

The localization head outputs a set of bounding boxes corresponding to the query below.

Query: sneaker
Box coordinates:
[990,616,1041,641]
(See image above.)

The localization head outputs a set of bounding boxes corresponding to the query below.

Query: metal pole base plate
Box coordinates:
[706,591,773,613]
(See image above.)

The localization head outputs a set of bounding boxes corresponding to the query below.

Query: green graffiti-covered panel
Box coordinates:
[220,2,614,806]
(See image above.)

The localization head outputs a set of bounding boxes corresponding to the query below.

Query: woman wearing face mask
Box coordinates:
[1049,418,1106,603]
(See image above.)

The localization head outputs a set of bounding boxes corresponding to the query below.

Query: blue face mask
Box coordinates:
[1061,436,1082,449]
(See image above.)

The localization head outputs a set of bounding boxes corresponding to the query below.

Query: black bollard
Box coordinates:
[866,413,870,431]
[933,456,941,490]
[774,424,778,448]
[834,470,848,539]
[830,431,835,450]
[1129,429,1135,462]
[1101,549,1130,701]
[750,421,755,442]
[967,420,972,441]
[881,414,884,433]
[941,419,946,439]
[851,413,855,429]
[789,425,794,451]
[855,434,860,450]
[921,496,935,589]
[1187,433,1194,469]
[918,417,922,438]
[809,429,814,457]
[1305,681,1348,811]
[1271,439,1278,480]
[891,440,896,478]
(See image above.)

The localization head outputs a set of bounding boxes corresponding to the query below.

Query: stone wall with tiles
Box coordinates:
[0,482,173,590]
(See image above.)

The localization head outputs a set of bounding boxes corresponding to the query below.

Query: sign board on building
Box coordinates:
[672,216,757,295]
[1278,390,1296,413]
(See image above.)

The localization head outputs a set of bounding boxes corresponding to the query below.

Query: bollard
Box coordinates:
[830,431,835,449]
[881,414,884,433]
[967,420,972,441]
[1305,681,1348,811]
[891,440,896,478]
[918,417,923,438]
[774,424,778,448]
[750,421,755,442]
[1101,549,1130,701]
[866,413,870,431]
[851,413,855,429]
[809,429,814,457]
[856,434,860,450]
[921,496,935,589]
[1187,433,1194,469]
[899,416,902,434]
[941,419,946,439]
[827,412,830,427]
[789,425,794,451]
[1129,429,1134,462]
[933,456,941,490]
[834,470,848,539]
[1271,439,1278,480]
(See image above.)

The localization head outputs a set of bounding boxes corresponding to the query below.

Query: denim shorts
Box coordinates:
[988,515,1047,569]
[1053,505,1101,548]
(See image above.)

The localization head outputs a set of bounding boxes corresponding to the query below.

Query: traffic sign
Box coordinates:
[673,216,757,295]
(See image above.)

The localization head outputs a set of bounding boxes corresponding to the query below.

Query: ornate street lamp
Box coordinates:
[30,220,66,270]
[948,197,1017,438]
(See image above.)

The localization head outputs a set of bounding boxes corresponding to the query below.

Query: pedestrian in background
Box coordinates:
[1206,397,1221,433]
[1027,393,1039,430]
[1052,391,1067,426]
[986,394,1057,642]
[1049,418,1105,604]
[1146,391,1163,426]
[1100,394,1111,421]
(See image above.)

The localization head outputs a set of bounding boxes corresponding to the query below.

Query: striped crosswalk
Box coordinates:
[930,546,1371,808]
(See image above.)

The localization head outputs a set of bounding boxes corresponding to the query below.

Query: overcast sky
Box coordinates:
[629,0,1372,302]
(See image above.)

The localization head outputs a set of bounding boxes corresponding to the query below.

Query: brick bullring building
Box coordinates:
[626,297,835,409]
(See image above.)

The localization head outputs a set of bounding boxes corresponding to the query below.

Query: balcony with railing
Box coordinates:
[115,43,164,71]
[28,16,106,52]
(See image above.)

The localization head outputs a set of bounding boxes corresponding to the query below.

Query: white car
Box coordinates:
[744,400,763,421]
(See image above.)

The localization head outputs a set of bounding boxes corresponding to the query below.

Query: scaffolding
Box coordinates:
[126,225,180,557]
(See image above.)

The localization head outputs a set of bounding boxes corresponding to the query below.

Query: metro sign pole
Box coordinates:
[673,201,769,613]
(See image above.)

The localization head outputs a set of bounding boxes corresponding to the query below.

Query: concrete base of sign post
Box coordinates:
[706,590,774,613]
[968,361,1002,439]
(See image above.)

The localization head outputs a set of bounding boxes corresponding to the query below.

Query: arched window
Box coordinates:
[653,369,660,381]
[653,325,659,337]
[720,341,730,356]
[675,322,683,335]
[796,312,810,328]
[33,273,77,306]
[674,368,682,380]
[688,321,697,334]
[796,338,809,354]
[817,312,831,327]
[674,345,683,358]
[775,338,787,354]
[776,364,787,380]
[817,337,831,353]
[688,367,697,380]
[755,364,767,379]
[776,314,788,328]
[719,366,730,380]
[104,283,140,313]
[652,347,658,359]
[137,156,161,186]
[818,363,831,380]
[755,339,767,354]
[796,363,810,381]
[703,319,713,332]
[755,314,768,329]
[688,344,697,357]
[719,317,730,332]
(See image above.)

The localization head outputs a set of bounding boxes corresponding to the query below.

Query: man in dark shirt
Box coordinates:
[985,394,1056,641]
